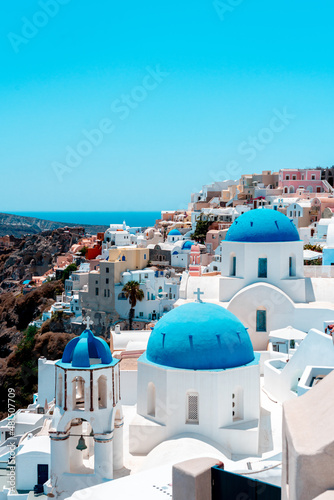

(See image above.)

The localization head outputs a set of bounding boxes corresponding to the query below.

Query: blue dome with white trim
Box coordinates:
[225,209,300,243]
[146,302,254,370]
[168,229,182,236]
[60,329,113,368]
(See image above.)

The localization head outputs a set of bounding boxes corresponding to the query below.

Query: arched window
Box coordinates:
[232,386,244,421]
[289,255,296,277]
[72,376,85,410]
[57,372,63,408]
[147,382,156,417]
[229,253,236,277]
[289,186,294,194]
[98,375,107,409]
[186,391,199,424]
[258,257,267,278]
[284,187,288,194]
[256,308,267,332]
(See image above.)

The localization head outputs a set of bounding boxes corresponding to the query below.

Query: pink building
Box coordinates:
[205,230,225,254]
[279,169,326,194]
[189,245,201,276]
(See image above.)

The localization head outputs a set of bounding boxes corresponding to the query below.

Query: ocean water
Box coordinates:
[11,211,161,228]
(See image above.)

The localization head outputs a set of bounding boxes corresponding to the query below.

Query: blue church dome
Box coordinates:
[225,209,300,243]
[146,302,255,370]
[168,229,182,236]
[60,329,113,368]
[182,240,195,250]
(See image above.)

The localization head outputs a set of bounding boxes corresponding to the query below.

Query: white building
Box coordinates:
[64,263,90,298]
[129,301,261,458]
[48,324,123,499]
[264,328,334,402]
[16,435,50,491]
[177,208,334,350]
[104,228,131,247]
[115,267,180,322]
[167,228,183,243]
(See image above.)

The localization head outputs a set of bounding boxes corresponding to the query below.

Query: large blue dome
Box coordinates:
[60,329,113,368]
[146,302,254,370]
[225,209,300,243]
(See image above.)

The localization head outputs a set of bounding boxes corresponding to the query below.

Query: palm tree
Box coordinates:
[122,280,144,330]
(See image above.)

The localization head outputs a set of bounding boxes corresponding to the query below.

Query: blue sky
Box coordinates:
[1,0,334,212]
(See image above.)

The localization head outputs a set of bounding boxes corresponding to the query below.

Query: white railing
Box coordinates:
[304,265,334,278]
[322,179,334,193]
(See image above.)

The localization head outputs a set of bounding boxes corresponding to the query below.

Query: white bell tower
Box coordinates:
[49,319,123,499]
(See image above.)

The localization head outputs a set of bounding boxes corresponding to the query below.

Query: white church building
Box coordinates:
[48,322,123,499]
[177,209,334,350]
[129,301,261,458]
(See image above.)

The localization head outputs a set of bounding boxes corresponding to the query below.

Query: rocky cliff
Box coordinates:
[0,228,80,292]
[0,212,107,237]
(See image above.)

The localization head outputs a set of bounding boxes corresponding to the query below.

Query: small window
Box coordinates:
[95,287,99,296]
[106,267,109,273]
[186,392,199,424]
[292,175,296,180]
[311,174,316,180]
[106,278,109,284]
[144,254,147,259]
[258,258,267,278]
[147,382,156,417]
[139,312,143,317]
[289,256,296,277]
[98,375,107,409]
[286,175,290,180]
[230,254,236,277]
[256,309,267,332]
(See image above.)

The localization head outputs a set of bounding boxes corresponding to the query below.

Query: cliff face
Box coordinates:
[0,212,107,237]
[0,280,77,418]
[0,228,79,291]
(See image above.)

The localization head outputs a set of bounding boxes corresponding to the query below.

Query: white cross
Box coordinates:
[194,287,204,303]
[83,316,93,330]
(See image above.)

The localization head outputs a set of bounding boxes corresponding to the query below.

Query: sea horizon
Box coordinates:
[3,211,162,228]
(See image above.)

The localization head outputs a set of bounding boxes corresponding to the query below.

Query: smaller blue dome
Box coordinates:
[61,329,113,368]
[226,209,300,243]
[169,229,182,236]
[182,240,195,250]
